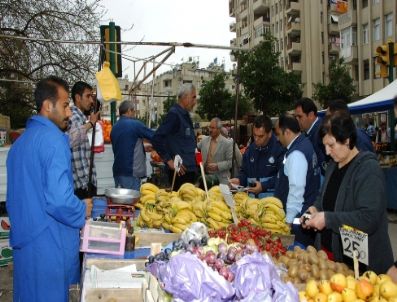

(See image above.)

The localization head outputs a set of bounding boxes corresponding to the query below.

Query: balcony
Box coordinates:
[340,46,358,64]
[286,22,301,36]
[338,11,357,30]
[328,42,340,54]
[230,38,236,47]
[241,25,249,36]
[287,41,302,55]
[253,0,269,15]
[254,16,269,29]
[230,22,236,32]
[286,1,300,15]
[328,22,339,34]
[229,0,235,16]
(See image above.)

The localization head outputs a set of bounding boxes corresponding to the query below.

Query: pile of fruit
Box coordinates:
[299,270,397,302]
[101,119,112,143]
[234,193,290,234]
[137,183,233,232]
[136,182,290,235]
[278,246,354,284]
[208,219,286,258]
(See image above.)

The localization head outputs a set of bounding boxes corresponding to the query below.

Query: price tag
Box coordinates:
[339,225,368,265]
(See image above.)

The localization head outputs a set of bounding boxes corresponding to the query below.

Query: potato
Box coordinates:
[327,260,336,271]
[306,245,317,253]
[298,269,310,282]
[327,270,335,279]
[317,250,328,260]
[319,270,328,281]
[318,260,328,270]
[311,264,320,279]
[288,265,298,278]
[287,259,298,268]
[285,251,294,258]
[294,245,303,252]
[308,253,319,265]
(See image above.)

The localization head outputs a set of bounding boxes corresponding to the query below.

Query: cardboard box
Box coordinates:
[81,259,154,302]
[0,238,12,267]
[0,216,10,239]
[135,231,180,248]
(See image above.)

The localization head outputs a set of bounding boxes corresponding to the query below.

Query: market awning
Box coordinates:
[348,79,397,114]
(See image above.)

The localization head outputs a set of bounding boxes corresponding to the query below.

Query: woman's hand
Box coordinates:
[305,211,326,231]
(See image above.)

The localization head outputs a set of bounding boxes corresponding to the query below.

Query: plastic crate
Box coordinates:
[80,220,126,256]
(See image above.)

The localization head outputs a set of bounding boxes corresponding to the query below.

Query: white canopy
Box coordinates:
[348,79,397,114]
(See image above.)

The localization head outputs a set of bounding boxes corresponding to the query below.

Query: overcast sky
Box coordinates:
[101,0,235,81]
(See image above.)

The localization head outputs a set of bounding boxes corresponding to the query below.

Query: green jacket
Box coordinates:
[314,151,393,273]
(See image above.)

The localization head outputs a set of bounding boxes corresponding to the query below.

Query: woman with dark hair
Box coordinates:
[302,113,393,274]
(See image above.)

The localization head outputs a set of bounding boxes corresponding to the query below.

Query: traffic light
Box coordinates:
[100,22,122,77]
[375,44,389,66]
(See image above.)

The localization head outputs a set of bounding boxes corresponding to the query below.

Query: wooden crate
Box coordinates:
[135,231,180,248]
[82,258,150,302]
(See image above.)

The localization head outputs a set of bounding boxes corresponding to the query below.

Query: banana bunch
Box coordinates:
[161,196,198,233]
[136,204,163,228]
[136,182,159,209]
[208,185,223,201]
[178,183,198,202]
[205,198,233,230]
[234,192,249,216]
[258,197,290,235]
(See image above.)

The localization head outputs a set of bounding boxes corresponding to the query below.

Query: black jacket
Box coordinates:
[314,151,393,273]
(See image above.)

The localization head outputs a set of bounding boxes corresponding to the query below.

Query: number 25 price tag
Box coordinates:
[339,225,369,266]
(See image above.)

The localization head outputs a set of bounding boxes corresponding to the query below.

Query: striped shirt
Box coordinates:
[67,106,96,190]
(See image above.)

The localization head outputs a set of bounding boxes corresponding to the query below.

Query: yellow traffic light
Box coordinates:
[376,44,389,65]
[379,64,388,78]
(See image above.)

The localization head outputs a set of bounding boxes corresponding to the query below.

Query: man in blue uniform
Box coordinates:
[326,99,374,152]
[111,100,154,190]
[274,114,320,246]
[152,83,198,190]
[6,76,92,302]
[229,115,284,198]
[294,98,326,175]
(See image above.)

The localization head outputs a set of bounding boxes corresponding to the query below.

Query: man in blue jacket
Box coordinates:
[326,99,374,152]
[111,101,154,190]
[274,114,320,246]
[6,76,91,302]
[152,83,197,190]
[294,98,326,175]
[229,115,284,198]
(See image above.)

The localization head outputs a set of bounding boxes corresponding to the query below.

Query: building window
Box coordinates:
[362,0,368,8]
[363,59,370,80]
[373,18,380,41]
[341,28,351,49]
[385,14,393,39]
[163,79,172,88]
[362,23,368,44]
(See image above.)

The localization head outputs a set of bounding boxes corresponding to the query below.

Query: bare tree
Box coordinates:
[0,0,104,127]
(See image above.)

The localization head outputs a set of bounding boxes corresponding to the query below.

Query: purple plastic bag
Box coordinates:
[231,252,298,302]
[160,253,235,302]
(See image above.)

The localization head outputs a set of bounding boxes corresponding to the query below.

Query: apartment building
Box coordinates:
[138,60,235,122]
[229,0,346,97]
[338,0,395,97]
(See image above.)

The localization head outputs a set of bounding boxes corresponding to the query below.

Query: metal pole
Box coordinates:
[388,41,395,150]
[231,60,240,177]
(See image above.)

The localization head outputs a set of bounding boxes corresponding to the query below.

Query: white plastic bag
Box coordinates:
[87,121,105,153]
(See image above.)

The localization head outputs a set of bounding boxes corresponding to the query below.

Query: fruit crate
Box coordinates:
[80,220,126,256]
[81,258,168,302]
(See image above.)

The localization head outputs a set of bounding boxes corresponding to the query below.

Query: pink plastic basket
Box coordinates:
[80,220,126,255]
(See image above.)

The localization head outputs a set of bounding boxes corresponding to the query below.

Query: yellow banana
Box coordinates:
[263,204,286,219]
[209,201,229,212]
[208,211,223,222]
[172,200,192,212]
[141,183,159,193]
[141,190,156,198]
[172,216,190,225]
[140,208,152,223]
[170,225,183,233]
[140,194,156,204]
[134,202,143,209]
[261,197,283,209]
